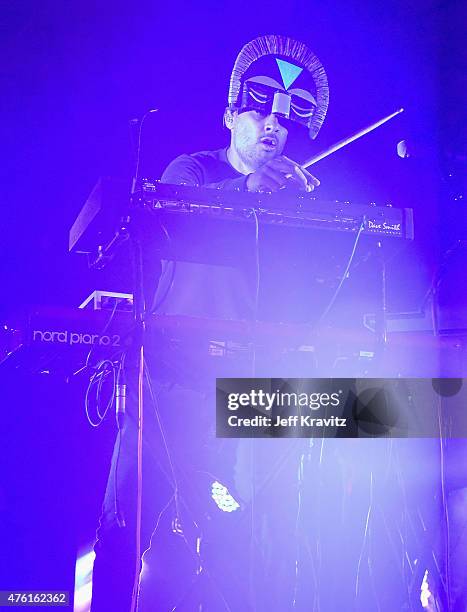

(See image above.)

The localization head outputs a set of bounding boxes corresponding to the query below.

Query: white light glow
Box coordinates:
[211,481,240,513]
[74,548,96,612]
[420,569,432,609]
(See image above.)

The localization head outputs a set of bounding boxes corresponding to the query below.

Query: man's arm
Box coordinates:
[161,152,319,193]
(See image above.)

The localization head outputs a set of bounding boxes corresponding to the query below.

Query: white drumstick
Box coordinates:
[302,108,404,168]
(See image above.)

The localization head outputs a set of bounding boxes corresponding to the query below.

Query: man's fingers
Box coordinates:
[302,167,320,187]
[296,167,320,192]
[292,164,310,189]
[281,163,311,192]
[266,159,305,189]
[248,166,288,192]
[268,157,298,174]
[262,166,289,190]
[273,156,320,191]
[248,157,320,193]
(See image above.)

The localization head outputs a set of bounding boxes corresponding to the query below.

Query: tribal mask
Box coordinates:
[228,35,329,140]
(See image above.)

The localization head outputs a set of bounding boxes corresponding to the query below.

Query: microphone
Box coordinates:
[128,108,158,128]
[130,108,159,194]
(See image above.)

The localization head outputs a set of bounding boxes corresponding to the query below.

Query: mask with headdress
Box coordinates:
[228,35,329,140]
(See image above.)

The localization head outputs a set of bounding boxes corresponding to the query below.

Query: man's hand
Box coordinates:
[246,156,320,193]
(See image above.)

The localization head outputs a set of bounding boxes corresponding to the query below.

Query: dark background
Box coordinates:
[0,0,466,605]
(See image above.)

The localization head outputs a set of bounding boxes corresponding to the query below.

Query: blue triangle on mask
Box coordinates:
[276,58,303,90]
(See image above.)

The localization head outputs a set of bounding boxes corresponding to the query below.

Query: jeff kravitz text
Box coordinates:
[227,414,347,428]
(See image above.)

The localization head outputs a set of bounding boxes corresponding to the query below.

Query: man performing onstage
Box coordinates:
[90,35,329,611]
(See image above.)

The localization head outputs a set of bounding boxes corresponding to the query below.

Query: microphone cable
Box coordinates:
[315,217,366,326]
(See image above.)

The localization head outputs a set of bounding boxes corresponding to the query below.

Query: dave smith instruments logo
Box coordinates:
[367,220,401,232]
[32,329,121,347]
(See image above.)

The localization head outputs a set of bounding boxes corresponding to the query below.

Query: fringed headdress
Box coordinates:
[228,35,329,139]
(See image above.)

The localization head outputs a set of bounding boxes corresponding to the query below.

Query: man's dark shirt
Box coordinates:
[154,148,254,321]
[161,148,248,191]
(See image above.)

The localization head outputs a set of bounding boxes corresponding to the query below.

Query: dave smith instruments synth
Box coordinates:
[69,179,414,257]
[140,181,413,238]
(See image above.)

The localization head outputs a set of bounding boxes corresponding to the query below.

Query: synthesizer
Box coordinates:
[2,305,463,377]
[141,181,414,240]
[69,178,414,257]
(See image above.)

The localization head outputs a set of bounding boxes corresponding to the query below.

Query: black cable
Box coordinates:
[84,359,118,427]
[73,299,120,378]
[143,359,180,503]
[113,429,126,528]
[114,352,127,527]
[151,259,177,313]
[96,360,116,420]
[315,218,366,326]
[421,240,466,309]
[419,240,467,336]
[250,208,261,376]
[132,109,158,194]
[142,362,234,611]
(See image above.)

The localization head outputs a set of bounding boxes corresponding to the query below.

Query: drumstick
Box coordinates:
[302,108,404,168]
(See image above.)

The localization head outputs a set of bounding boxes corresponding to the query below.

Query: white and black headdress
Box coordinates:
[228,35,329,139]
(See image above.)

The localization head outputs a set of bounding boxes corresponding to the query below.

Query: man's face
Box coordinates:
[229,110,288,171]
